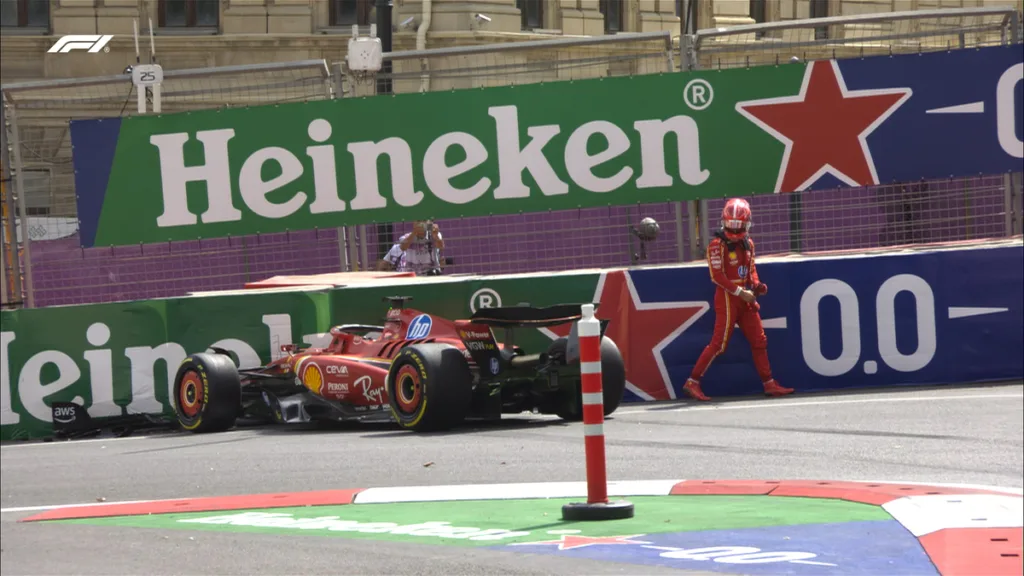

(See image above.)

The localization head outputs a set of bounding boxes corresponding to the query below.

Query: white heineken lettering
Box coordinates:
[151,129,241,227]
[206,338,261,371]
[347,138,419,209]
[306,119,348,214]
[3,312,330,426]
[239,147,307,219]
[124,342,188,414]
[82,323,120,418]
[1,331,18,425]
[488,105,567,198]
[262,314,294,362]
[146,111,711,230]
[423,131,491,204]
[633,116,711,187]
[18,350,81,422]
[564,120,633,193]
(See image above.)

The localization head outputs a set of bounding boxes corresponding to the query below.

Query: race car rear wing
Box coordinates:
[467,303,601,329]
[459,303,609,371]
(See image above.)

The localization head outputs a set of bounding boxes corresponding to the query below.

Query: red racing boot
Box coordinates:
[763,379,794,397]
[683,378,710,401]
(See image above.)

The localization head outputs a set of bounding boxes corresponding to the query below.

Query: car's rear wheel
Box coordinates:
[173,353,241,434]
[386,343,473,432]
[551,336,627,421]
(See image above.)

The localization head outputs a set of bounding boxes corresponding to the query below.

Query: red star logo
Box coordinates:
[735,59,912,193]
[539,270,708,401]
[512,533,651,550]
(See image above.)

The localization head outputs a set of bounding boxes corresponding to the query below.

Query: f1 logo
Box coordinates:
[47,35,113,54]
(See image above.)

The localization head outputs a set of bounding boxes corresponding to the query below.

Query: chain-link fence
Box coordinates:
[1,59,345,308]
[1,8,1021,309]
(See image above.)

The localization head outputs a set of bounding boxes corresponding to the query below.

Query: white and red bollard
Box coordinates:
[561,303,635,521]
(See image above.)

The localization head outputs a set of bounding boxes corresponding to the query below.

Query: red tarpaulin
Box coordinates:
[244,271,417,289]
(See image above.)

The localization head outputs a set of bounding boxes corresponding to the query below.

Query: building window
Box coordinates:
[158,0,219,29]
[517,0,543,30]
[749,0,766,38]
[0,0,49,29]
[810,0,829,39]
[749,0,765,23]
[330,0,373,27]
[600,0,623,33]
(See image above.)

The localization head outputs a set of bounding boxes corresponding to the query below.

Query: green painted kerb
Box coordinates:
[53,496,891,546]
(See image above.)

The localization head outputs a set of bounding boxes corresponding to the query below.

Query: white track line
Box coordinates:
[0,435,150,450]
[613,392,1024,416]
[2,498,172,514]
[5,479,1020,515]
[860,481,1024,495]
[353,479,682,504]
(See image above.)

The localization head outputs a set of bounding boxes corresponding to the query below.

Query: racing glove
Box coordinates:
[753,282,768,296]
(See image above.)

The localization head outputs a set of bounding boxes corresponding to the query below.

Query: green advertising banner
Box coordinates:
[0,270,608,440]
[69,45,1024,248]
[1,288,336,441]
[69,65,802,248]
[0,273,603,441]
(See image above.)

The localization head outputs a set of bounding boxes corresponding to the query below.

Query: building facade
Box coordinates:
[2,0,1020,83]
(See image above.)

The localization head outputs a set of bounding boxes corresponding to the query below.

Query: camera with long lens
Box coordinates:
[420,219,442,275]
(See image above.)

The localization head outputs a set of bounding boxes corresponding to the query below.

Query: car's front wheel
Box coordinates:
[386,343,473,432]
[173,353,242,434]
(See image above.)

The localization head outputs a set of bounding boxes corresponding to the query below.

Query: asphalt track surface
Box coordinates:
[2,381,1022,575]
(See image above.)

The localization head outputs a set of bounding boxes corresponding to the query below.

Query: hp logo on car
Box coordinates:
[406,314,433,339]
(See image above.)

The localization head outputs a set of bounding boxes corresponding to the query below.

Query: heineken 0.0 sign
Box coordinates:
[68,45,1023,247]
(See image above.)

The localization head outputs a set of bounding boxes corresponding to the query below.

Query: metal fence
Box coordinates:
[1,6,1021,309]
[680,5,1021,71]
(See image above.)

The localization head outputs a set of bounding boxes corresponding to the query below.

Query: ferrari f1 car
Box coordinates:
[172,296,626,433]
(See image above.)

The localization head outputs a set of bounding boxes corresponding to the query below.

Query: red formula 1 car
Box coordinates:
[172,296,626,433]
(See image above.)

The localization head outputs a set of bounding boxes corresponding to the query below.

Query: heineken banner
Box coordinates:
[69,45,1022,248]
[3,243,1021,441]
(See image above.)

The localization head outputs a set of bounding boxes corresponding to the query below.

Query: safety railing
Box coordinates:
[681,5,1021,70]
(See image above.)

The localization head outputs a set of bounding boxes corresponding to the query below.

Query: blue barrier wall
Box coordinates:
[629,243,1024,400]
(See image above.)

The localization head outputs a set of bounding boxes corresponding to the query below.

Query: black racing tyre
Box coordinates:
[551,336,627,421]
[386,343,473,432]
[173,353,242,434]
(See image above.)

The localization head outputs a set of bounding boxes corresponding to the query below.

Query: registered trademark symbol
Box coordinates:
[103,46,110,53]
[470,288,502,313]
[684,78,714,111]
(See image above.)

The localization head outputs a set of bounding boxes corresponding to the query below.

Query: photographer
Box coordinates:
[376,220,445,276]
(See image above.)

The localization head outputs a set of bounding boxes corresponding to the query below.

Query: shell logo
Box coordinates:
[301,361,324,395]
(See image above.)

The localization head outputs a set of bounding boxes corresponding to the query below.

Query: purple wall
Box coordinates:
[16,174,1011,308]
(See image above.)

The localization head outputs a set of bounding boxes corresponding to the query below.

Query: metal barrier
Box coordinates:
[1,59,342,309]
[1,8,1021,309]
[681,6,1021,71]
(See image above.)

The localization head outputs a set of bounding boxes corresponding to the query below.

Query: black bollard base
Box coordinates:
[561,499,635,521]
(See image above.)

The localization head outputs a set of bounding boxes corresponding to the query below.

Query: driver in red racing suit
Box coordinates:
[683,198,794,401]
